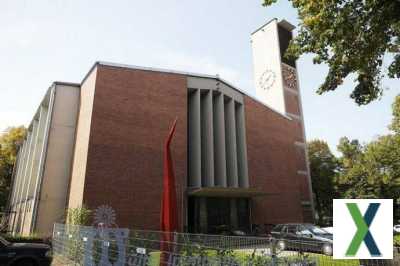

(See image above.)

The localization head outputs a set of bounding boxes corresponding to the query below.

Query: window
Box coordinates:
[287,225,298,234]
[272,224,284,233]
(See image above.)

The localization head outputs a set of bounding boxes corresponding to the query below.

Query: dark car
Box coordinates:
[0,236,52,266]
[271,223,333,256]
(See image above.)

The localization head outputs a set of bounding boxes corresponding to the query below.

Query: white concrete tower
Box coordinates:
[251,19,296,114]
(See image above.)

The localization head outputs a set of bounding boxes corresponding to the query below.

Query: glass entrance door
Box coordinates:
[206,198,231,234]
[187,197,250,234]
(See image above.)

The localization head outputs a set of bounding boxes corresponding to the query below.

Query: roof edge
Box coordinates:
[251,18,278,35]
[251,19,296,36]
[278,19,295,31]
[53,81,80,87]
[97,61,218,79]
[81,61,100,85]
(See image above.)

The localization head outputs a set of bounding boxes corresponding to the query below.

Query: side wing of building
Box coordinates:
[7,83,79,236]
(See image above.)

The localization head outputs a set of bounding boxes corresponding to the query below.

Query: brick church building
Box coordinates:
[7,19,314,236]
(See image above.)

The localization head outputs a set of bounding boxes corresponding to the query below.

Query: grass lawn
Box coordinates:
[148,251,161,266]
[147,249,360,265]
[307,253,360,266]
[231,249,360,266]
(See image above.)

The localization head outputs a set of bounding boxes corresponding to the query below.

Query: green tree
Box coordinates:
[263,0,400,105]
[336,137,372,198]
[308,140,338,225]
[390,94,400,134]
[363,135,400,200]
[0,126,26,212]
[335,133,400,221]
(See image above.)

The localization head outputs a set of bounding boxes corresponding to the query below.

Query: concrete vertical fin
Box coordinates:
[20,120,39,232]
[11,141,27,206]
[213,92,227,187]
[201,90,214,187]
[188,89,201,187]
[224,98,238,187]
[30,87,54,233]
[235,103,249,188]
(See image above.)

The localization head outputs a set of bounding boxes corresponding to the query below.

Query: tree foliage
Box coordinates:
[390,95,400,134]
[0,126,26,212]
[336,135,400,221]
[308,140,338,225]
[263,0,400,105]
[308,95,400,223]
[335,137,367,198]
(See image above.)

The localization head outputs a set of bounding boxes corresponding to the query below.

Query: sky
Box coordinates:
[1,0,399,154]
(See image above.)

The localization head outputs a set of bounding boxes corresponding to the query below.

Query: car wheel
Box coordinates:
[322,244,333,256]
[14,259,36,266]
[277,240,286,251]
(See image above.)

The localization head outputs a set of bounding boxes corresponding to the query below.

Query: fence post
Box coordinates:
[271,238,277,266]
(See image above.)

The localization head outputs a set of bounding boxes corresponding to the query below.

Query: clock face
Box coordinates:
[258,69,276,91]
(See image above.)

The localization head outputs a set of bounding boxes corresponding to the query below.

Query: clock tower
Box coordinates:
[251,19,315,222]
[251,18,297,115]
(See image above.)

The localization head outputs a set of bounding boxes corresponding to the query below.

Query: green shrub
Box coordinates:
[66,205,91,225]
[395,235,400,247]
[64,206,91,264]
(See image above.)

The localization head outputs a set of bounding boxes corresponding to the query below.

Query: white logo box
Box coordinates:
[333,199,393,259]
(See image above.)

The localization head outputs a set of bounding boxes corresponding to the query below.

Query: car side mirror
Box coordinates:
[307,233,313,238]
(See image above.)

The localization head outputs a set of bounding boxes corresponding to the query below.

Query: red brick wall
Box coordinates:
[285,92,301,116]
[83,65,187,230]
[79,64,312,229]
[244,96,311,225]
[284,87,314,221]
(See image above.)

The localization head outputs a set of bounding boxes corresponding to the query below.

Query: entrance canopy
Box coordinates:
[187,187,272,198]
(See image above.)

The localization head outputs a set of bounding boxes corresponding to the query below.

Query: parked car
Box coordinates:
[271,223,333,256]
[394,224,400,234]
[322,227,333,234]
[0,236,52,266]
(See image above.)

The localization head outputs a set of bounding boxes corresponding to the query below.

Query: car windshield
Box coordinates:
[0,236,10,246]
[272,225,283,232]
[303,225,330,235]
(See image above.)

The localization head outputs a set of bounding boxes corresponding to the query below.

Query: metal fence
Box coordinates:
[52,223,399,266]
